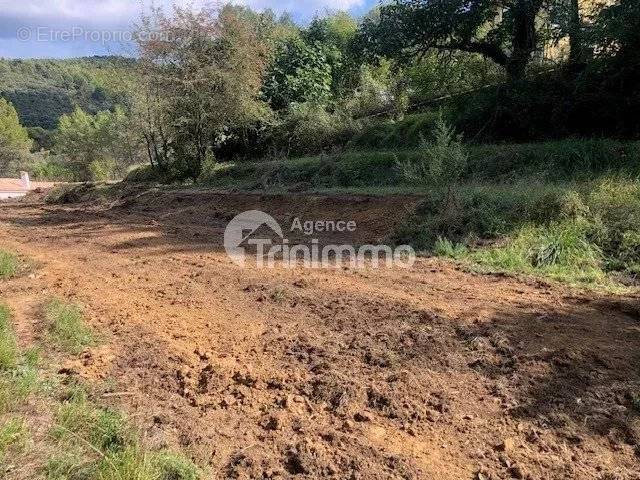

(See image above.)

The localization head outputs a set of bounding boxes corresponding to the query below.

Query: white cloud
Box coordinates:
[0,0,369,57]
[0,0,367,28]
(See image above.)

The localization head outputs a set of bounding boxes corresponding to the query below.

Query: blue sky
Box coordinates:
[0,0,378,59]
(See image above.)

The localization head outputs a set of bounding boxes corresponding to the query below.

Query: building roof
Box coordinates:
[0,178,56,193]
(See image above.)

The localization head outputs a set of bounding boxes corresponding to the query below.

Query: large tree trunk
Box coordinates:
[568,0,585,64]
[507,0,544,81]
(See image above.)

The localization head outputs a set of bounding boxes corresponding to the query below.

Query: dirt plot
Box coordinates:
[1,188,640,479]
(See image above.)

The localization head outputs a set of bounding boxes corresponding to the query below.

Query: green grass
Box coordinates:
[393,176,640,287]
[45,299,95,354]
[0,418,27,458]
[469,220,608,285]
[50,384,201,480]
[0,251,19,280]
[433,237,468,259]
[0,304,18,370]
[194,139,640,193]
[0,305,40,414]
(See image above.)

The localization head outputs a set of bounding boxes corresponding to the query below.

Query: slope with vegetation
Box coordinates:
[1,0,639,288]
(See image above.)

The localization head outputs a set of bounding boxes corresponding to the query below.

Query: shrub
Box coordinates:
[284,103,361,156]
[31,157,76,181]
[395,116,468,187]
[349,111,442,150]
[88,158,118,182]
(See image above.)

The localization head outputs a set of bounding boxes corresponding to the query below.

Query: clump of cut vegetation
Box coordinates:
[0,251,19,280]
[45,299,95,354]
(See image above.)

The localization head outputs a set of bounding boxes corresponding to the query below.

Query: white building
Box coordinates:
[0,172,55,200]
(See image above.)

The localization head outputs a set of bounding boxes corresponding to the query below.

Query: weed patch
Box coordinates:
[0,418,27,459]
[45,299,95,354]
[0,251,19,280]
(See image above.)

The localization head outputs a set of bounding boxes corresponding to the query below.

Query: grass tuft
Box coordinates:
[51,383,201,480]
[433,237,468,260]
[0,418,27,458]
[0,251,19,280]
[0,305,18,370]
[46,299,95,354]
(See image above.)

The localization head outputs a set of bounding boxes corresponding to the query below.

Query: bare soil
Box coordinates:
[1,188,639,479]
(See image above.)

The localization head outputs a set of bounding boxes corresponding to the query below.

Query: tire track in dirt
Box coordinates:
[1,192,639,479]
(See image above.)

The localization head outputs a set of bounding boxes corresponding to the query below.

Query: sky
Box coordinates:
[0,0,377,59]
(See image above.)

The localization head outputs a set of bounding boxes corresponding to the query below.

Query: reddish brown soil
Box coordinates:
[1,189,640,479]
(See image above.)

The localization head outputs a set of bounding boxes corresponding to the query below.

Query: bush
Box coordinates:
[349,112,442,150]
[31,156,76,181]
[395,117,468,187]
[283,103,361,157]
[88,158,118,182]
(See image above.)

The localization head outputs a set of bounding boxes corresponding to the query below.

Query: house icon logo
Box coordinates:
[224,210,283,266]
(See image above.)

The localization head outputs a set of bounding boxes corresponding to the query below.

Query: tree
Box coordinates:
[56,107,142,180]
[0,99,32,175]
[590,0,640,62]
[263,38,335,109]
[136,3,268,180]
[359,0,548,81]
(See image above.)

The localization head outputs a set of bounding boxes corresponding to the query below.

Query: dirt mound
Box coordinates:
[1,188,639,479]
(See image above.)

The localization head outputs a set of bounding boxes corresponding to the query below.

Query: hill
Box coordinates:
[0,56,134,130]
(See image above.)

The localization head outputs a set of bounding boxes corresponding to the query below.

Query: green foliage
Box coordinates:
[0,305,39,414]
[50,385,201,480]
[471,220,606,284]
[27,126,55,151]
[263,38,336,109]
[433,237,468,259]
[401,176,640,285]
[0,418,27,459]
[395,117,468,186]
[0,56,134,130]
[136,5,268,181]
[54,387,130,452]
[201,139,640,191]
[283,103,360,156]
[154,452,201,480]
[358,0,562,80]
[0,251,19,280]
[31,155,77,181]
[349,112,442,150]
[0,98,32,175]
[45,299,95,354]
[56,106,139,181]
[0,305,18,371]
